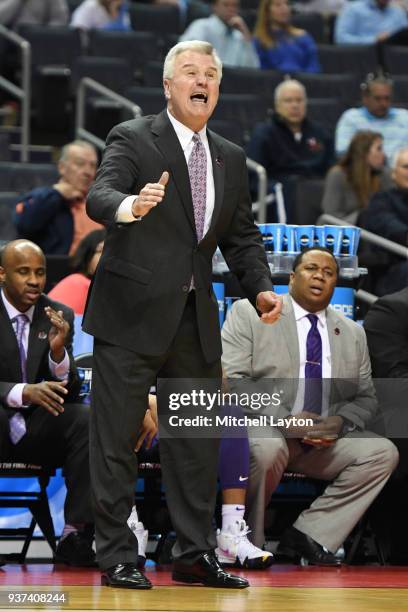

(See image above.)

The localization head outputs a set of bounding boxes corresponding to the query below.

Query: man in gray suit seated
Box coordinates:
[221,246,398,565]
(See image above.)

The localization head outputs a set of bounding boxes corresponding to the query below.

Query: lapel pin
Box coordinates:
[216,156,223,167]
[38,331,47,340]
[334,328,340,335]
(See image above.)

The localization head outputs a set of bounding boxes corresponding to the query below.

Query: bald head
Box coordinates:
[1,240,45,268]
[0,240,46,312]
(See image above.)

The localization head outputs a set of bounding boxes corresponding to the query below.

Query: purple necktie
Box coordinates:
[9,314,29,444]
[188,133,207,241]
[303,313,322,415]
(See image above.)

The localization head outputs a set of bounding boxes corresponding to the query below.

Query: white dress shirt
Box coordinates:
[290,296,331,417]
[116,109,215,236]
[1,290,70,408]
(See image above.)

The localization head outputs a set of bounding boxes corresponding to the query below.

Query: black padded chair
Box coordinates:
[72,57,134,140]
[293,178,325,225]
[17,25,83,130]
[129,4,182,37]
[88,30,160,80]
[292,12,326,44]
[17,25,83,71]
[382,45,408,75]
[0,163,58,192]
[0,462,56,563]
[306,97,344,134]
[142,61,165,88]
[317,44,379,80]
[296,72,361,106]
[124,86,165,116]
[0,193,18,242]
[221,66,281,100]
[213,93,270,137]
[208,120,245,146]
[71,56,133,96]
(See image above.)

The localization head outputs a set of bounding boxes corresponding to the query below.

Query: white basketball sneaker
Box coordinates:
[215,520,273,569]
[127,506,149,569]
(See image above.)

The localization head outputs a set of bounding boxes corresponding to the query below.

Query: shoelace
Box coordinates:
[231,521,267,557]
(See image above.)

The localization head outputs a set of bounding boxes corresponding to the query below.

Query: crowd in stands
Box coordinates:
[1,0,408,581]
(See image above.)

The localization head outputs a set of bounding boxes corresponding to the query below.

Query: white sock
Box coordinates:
[221,504,245,532]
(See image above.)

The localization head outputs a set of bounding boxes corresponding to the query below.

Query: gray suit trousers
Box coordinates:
[246,428,398,551]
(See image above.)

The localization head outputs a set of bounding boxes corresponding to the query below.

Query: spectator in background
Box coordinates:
[179,0,260,68]
[364,146,408,295]
[0,0,68,28]
[48,229,106,315]
[322,131,392,224]
[14,140,103,256]
[335,74,408,163]
[71,0,131,30]
[334,0,408,45]
[247,79,333,221]
[253,0,321,73]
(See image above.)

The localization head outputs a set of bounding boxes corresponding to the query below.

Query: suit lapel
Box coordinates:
[326,307,343,378]
[280,295,300,374]
[151,111,196,234]
[0,299,22,380]
[206,130,224,236]
[26,299,50,383]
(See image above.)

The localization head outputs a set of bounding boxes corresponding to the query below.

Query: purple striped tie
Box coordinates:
[188,133,207,241]
[303,313,322,415]
[9,314,29,444]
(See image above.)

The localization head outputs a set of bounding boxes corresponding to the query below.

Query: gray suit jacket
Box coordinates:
[221,294,377,429]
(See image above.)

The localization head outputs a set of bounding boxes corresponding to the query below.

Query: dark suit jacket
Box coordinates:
[364,287,408,379]
[0,294,80,411]
[14,187,74,255]
[83,111,273,361]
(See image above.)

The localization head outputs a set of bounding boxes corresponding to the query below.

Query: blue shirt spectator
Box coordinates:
[334,0,408,45]
[335,75,408,162]
[253,31,320,72]
[253,0,320,73]
[71,0,131,31]
[179,0,259,68]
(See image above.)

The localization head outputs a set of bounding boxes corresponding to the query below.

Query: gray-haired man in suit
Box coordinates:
[221,247,398,565]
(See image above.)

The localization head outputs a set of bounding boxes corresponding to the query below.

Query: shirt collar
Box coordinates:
[290,295,327,328]
[362,106,392,121]
[1,289,35,323]
[166,109,207,152]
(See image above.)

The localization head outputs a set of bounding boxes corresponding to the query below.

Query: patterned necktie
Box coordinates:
[9,314,29,444]
[188,133,207,241]
[303,313,322,415]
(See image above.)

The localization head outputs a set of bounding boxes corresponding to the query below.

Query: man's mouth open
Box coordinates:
[190,93,208,104]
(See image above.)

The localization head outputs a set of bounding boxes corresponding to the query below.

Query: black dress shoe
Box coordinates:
[101,563,152,589]
[277,527,341,566]
[54,532,97,567]
[172,551,249,588]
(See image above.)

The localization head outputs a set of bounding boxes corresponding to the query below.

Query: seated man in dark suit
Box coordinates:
[0,239,95,566]
[364,287,408,563]
[13,141,103,255]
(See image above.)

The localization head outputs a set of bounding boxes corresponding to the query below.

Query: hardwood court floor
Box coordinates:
[1,564,408,611]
